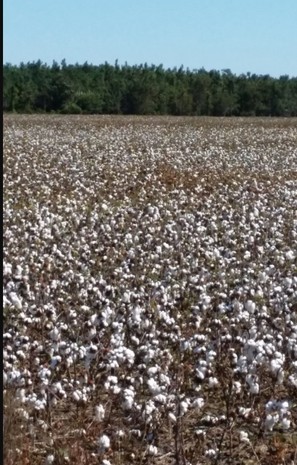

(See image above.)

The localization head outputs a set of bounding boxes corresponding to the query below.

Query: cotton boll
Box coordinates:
[147,445,158,456]
[209,377,219,388]
[147,378,161,395]
[180,400,189,416]
[94,404,105,422]
[192,397,204,409]
[9,292,22,310]
[97,434,110,451]
[122,291,131,303]
[246,374,259,394]
[265,413,279,431]
[205,448,218,458]
[153,394,166,405]
[280,416,291,430]
[45,454,55,465]
[73,390,82,402]
[239,407,251,418]
[239,431,250,444]
[232,381,242,393]
[168,412,177,423]
[3,263,12,276]
[283,277,293,288]
[285,250,295,261]
[49,327,60,342]
[245,300,255,314]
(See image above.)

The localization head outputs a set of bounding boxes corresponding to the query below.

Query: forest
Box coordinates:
[3,60,297,116]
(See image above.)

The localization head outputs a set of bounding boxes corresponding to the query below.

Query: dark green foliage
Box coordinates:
[3,60,297,116]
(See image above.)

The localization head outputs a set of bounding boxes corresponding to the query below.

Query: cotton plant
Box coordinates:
[3,115,297,463]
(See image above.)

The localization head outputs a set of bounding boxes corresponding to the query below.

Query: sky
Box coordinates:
[3,0,297,77]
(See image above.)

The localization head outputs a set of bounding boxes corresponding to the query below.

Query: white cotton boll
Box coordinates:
[279,401,289,414]
[277,369,284,384]
[243,251,251,260]
[45,454,55,465]
[258,271,268,283]
[232,381,242,393]
[50,356,62,369]
[245,300,255,314]
[180,400,189,416]
[95,404,105,422]
[122,291,131,303]
[239,407,251,418]
[196,368,205,380]
[288,374,297,387]
[102,460,112,465]
[168,412,177,423]
[88,327,97,340]
[205,448,217,458]
[16,388,26,403]
[97,434,110,451]
[144,400,155,417]
[280,417,291,430]
[270,358,284,377]
[73,390,82,402]
[233,300,242,312]
[9,292,22,310]
[283,277,292,288]
[101,203,108,212]
[115,429,125,439]
[147,367,159,376]
[265,413,279,431]
[159,373,170,386]
[154,394,167,404]
[246,374,259,394]
[49,327,60,342]
[239,431,250,444]
[147,445,158,456]
[125,348,135,365]
[14,265,23,279]
[122,396,134,410]
[111,385,121,394]
[39,367,51,379]
[209,377,219,388]
[3,263,12,276]
[248,235,255,245]
[192,397,204,409]
[285,250,295,261]
[147,378,161,395]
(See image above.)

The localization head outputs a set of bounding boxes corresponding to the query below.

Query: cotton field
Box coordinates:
[3,115,297,465]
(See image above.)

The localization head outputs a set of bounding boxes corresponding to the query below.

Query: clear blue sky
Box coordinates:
[3,0,297,77]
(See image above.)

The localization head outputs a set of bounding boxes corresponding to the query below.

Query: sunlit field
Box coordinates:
[3,115,297,465]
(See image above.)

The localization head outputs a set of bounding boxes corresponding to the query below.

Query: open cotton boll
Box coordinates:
[209,377,219,388]
[280,416,291,430]
[245,300,256,314]
[179,400,190,416]
[49,327,60,342]
[45,455,55,465]
[265,413,279,431]
[9,292,22,310]
[94,404,105,422]
[97,434,110,451]
[239,431,250,444]
[192,397,205,409]
[285,250,295,261]
[147,445,158,456]
[147,378,161,395]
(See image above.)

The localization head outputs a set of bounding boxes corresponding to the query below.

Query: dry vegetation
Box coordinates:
[3,115,297,465]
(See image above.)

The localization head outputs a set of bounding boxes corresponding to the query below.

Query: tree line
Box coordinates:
[3,60,297,116]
